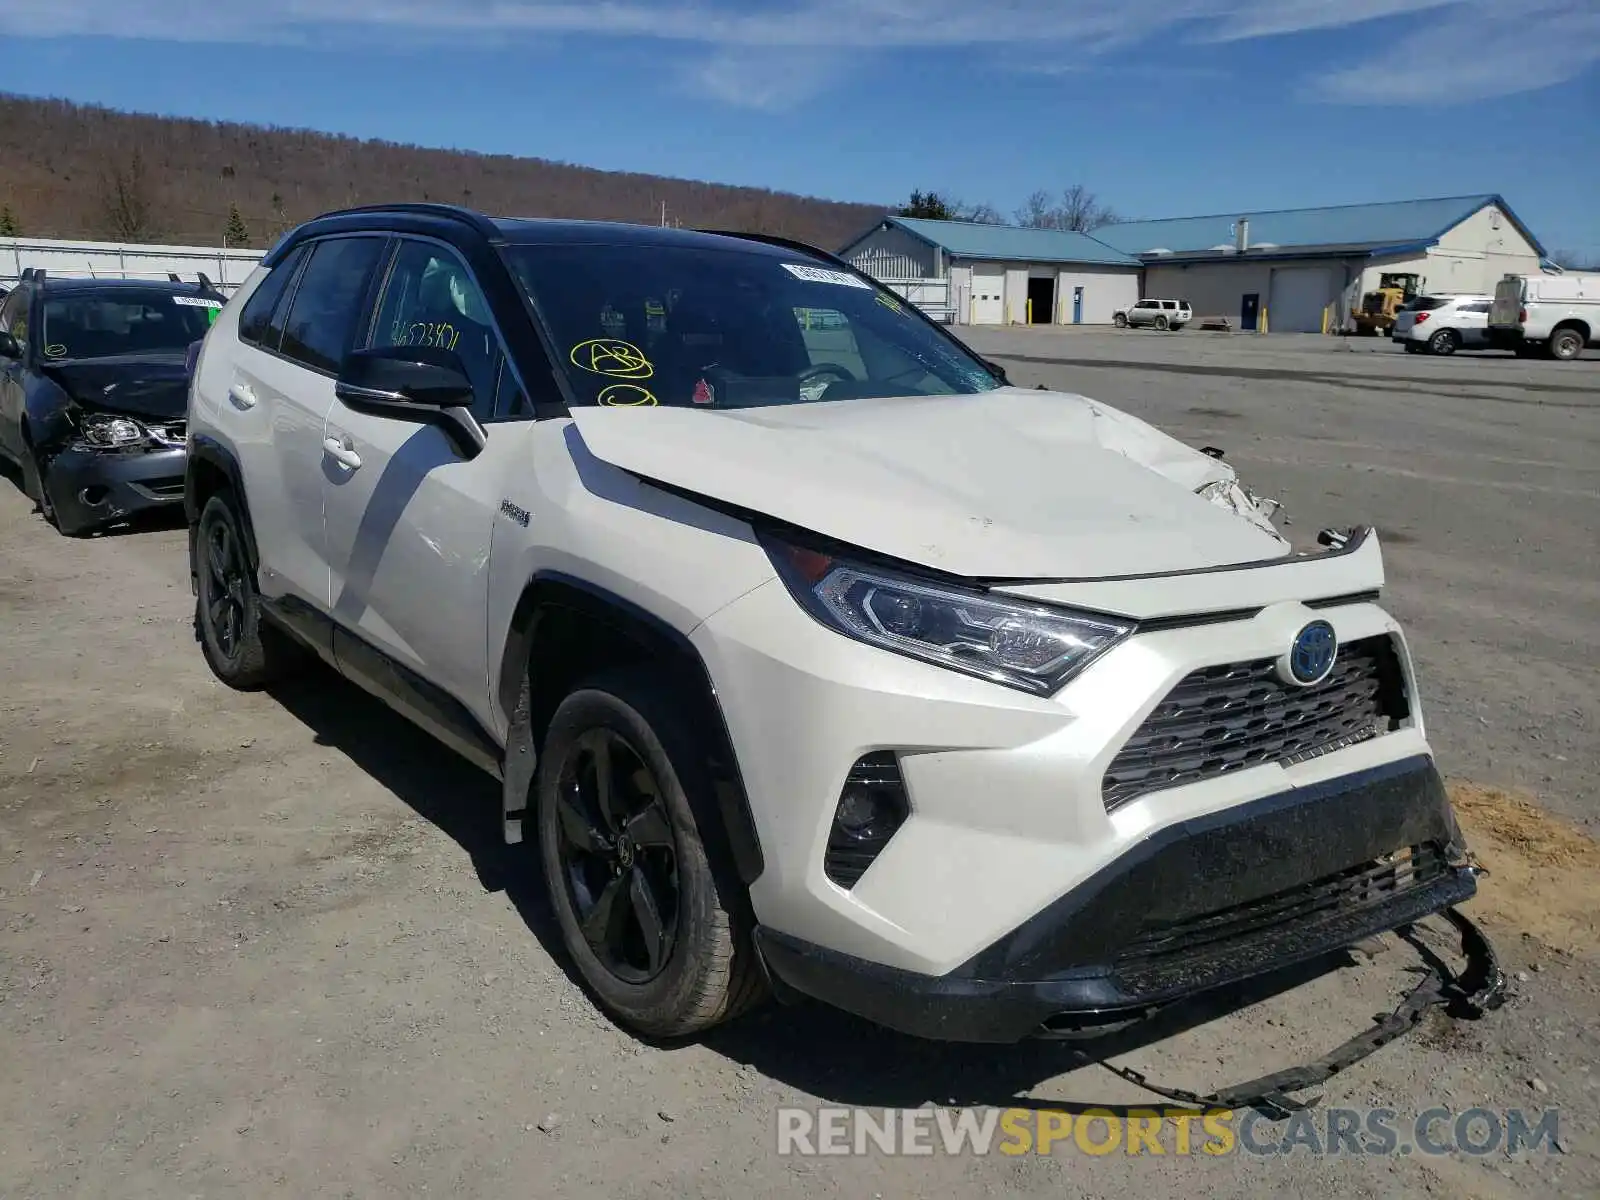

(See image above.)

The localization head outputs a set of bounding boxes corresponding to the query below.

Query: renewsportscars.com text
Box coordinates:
[775,1105,1561,1158]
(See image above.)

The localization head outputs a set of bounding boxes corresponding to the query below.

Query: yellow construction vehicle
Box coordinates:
[1350,272,1423,336]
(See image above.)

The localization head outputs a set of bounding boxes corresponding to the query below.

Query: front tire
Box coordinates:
[1113,313,1127,328]
[19,432,68,534]
[1428,329,1458,356]
[194,492,305,689]
[535,669,764,1039]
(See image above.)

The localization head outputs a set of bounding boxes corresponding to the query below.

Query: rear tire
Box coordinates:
[1548,327,1584,361]
[1428,329,1458,356]
[194,492,306,689]
[1154,314,1170,331]
[535,668,765,1039]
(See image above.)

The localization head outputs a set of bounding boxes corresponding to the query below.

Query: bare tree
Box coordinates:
[1015,184,1118,232]
[100,152,155,241]
[1058,184,1117,232]
[953,200,1007,225]
[1015,189,1057,228]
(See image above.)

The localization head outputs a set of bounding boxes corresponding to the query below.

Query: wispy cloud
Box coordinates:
[1305,0,1600,103]
[1,0,1596,108]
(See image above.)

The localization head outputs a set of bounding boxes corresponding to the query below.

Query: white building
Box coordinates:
[838,217,1142,326]
[840,194,1549,334]
[1092,194,1548,333]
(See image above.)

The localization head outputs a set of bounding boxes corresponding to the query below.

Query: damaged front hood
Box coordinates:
[42,353,189,421]
[570,388,1290,580]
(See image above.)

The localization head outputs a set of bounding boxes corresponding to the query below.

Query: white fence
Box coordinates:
[875,277,954,324]
[1,237,266,294]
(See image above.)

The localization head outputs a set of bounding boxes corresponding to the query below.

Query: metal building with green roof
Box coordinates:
[840,194,1547,332]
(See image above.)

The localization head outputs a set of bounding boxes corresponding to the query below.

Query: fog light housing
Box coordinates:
[824,752,909,889]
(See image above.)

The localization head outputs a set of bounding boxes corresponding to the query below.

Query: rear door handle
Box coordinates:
[228,382,258,410]
[323,437,362,471]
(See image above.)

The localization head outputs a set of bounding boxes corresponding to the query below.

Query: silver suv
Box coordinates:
[1115,298,1192,331]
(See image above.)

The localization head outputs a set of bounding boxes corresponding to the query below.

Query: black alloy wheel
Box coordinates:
[553,728,680,983]
[534,670,766,1038]
[193,492,304,689]
[201,511,248,663]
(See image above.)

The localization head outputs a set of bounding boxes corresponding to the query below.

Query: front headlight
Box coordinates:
[76,414,147,448]
[762,533,1133,696]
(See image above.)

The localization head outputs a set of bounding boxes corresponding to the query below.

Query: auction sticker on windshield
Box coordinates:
[173,296,224,308]
[781,263,873,290]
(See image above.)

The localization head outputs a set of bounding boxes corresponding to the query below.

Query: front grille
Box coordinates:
[1114,842,1449,979]
[1102,635,1410,811]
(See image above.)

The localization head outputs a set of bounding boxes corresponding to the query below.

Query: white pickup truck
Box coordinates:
[1487,273,1598,360]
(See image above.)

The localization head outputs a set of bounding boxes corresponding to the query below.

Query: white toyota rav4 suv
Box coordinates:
[184,204,1484,1045]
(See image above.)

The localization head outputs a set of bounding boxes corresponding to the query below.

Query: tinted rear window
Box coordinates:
[278,237,386,373]
[1409,296,1451,312]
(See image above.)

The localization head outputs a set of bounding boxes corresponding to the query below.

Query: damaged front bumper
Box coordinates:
[42,443,187,535]
[755,756,1480,1044]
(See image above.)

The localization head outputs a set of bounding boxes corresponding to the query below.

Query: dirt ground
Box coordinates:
[2,332,1598,1197]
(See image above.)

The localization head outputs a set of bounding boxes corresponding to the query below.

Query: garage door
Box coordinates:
[1268,268,1333,333]
[971,267,1004,325]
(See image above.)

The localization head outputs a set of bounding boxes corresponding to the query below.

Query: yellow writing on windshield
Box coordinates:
[571,339,654,380]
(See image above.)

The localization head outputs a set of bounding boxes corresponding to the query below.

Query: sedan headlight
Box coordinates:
[76,414,147,448]
[762,533,1133,696]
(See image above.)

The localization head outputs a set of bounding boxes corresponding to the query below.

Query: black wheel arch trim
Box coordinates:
[185,435,261,576]
[497,571,766,884]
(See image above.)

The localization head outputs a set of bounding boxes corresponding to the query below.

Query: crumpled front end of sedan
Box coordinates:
[567,390,1486,1044]
[32,357,191,534]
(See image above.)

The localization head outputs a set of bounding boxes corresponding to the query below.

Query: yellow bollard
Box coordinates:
[1026,298,1033,325]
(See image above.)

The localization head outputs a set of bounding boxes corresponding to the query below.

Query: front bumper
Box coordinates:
[756,755,1476,1042]
[42,444,187,534]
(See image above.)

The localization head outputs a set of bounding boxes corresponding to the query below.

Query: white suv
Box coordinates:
[1114,298,1191,330]
[183,204,1482,1044]
[1391,294,1495,355]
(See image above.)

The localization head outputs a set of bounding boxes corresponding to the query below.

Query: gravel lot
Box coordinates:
[2,329,1597,1198]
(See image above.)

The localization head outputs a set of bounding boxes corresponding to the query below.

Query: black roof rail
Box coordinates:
[315,202,501,241]
[695,229,856,271]
[169,272,182,282]
[197,272,217,293]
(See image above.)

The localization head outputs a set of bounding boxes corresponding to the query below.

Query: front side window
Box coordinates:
[279,236,386,373]
[505,243,1001,409]
[40,289,217,361]
[368,240,501,417]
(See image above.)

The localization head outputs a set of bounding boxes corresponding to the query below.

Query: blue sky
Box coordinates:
[2,0,1597,258]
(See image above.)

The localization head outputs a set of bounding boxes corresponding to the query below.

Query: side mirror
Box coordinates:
[335,345,487,460]
[0,331,20,361]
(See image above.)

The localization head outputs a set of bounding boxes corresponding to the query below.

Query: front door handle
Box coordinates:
[323,437,362,471]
